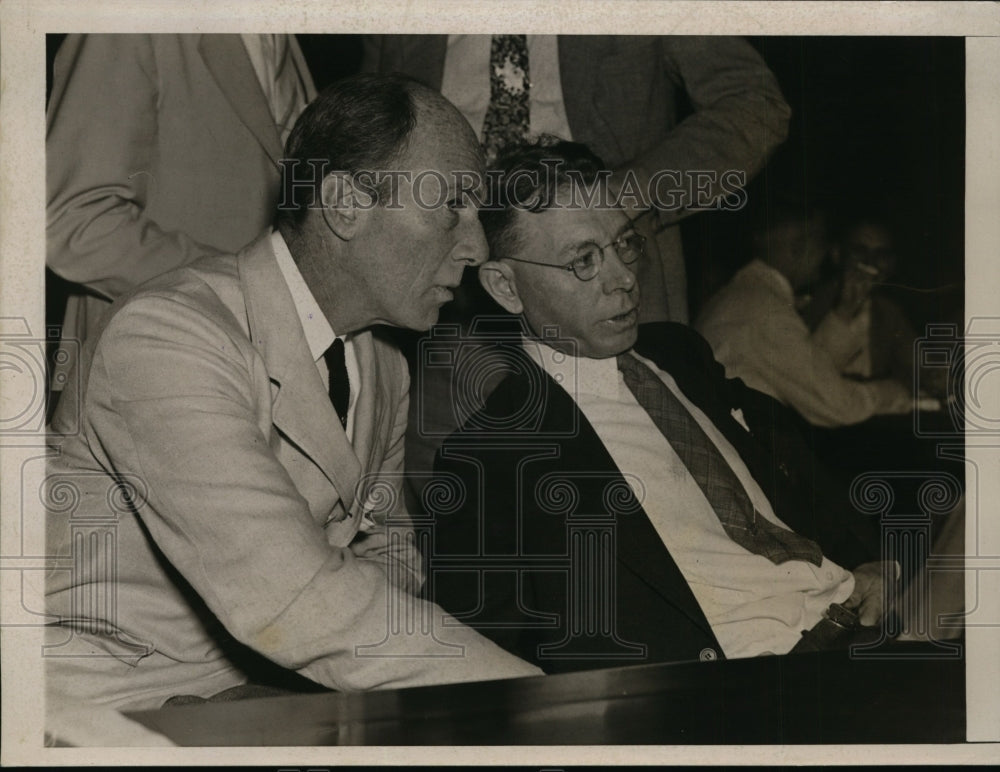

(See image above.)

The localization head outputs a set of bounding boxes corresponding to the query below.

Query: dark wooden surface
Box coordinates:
[126,644,965,745]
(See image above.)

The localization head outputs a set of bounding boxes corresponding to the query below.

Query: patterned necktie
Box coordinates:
[616,353,824,566]
[481,34,530,165]
[324,338,350,429]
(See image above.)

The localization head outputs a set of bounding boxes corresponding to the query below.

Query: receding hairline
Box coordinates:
[418,88,484,151]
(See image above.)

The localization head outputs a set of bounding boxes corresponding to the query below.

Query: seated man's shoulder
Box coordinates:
[436,352,555,452]
[636,321,726,380]
[94,253,248,361]
[463,367,538,432]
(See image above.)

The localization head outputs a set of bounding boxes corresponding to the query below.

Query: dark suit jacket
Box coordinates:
[430,322,880,673]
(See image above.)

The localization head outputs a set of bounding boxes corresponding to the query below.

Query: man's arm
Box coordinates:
[704,289,915,427]
[93,296,539,690]
[617,36,790,323]
[46,35,223,299]
[627,36,791,222]
[768,314,915,427]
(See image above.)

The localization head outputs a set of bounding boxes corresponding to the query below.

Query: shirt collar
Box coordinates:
[522,337,622,401]
[271,229,338,360]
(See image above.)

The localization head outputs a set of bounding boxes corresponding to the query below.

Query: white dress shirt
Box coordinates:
[271,230,359,440]
[695,259,914,427]
[440,35,573,141]
[525,339,854,659]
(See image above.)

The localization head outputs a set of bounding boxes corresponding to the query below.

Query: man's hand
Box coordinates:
[833,266,876,320]
[844,560,896,626]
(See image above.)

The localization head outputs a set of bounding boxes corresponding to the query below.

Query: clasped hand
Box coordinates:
[843,560,897,626]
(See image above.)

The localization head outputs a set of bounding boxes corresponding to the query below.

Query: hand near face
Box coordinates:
[834,265,876,320]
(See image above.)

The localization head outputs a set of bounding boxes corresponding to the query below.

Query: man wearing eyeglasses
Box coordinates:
[427,140,894,671]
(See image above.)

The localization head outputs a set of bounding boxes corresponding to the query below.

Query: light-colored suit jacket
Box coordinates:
[47,34,315,384]
[361,35,791,323]
[45,234,537,711]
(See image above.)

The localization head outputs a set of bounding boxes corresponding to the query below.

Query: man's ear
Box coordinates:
[320,172,375,240]
[478,261,523,314]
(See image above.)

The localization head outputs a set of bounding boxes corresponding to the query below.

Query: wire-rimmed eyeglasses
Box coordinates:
[500,209,653,282]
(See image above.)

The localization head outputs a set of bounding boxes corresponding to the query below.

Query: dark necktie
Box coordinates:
[481,34,530,165]
[616,353,824,566]
[324,338,350,429]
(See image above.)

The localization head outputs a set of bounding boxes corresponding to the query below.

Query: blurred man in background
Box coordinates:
[47,34,315,397]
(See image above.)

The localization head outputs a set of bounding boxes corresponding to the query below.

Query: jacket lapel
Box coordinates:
[198,34,284,166]
[528,363,718,641]
[237,234,362,513]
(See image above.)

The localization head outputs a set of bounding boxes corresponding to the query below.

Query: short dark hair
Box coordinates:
[832,203,895,243]
[480,138,609,261]
[748,198,830,261]
[276,73,420,227]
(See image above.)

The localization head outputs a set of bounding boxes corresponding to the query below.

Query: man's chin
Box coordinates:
[583,325,638,360]
[614,314,640,342]
[617,322,640,353]
[409,306,442,332]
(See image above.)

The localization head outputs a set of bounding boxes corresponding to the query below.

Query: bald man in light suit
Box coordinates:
[45,74,541,713]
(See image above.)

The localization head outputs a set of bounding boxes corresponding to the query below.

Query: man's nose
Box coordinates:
[454,211,489,267]
[602,249,637,293]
